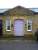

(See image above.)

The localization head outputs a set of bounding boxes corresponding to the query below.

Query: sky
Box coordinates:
[0,0,38,13]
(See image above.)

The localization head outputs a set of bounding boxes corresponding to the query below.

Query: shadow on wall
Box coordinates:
[35,28,38,41]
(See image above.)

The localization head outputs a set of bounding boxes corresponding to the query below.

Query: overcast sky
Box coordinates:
[0,0,38,8]
[0,0,38,13]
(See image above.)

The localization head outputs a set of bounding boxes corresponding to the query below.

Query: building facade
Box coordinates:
[0,6,38,38]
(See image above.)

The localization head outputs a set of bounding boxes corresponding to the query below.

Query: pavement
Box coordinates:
[0,40,38,50]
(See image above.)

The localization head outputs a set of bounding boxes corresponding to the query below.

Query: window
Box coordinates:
[27,20,32,31]
[6,17,11,31]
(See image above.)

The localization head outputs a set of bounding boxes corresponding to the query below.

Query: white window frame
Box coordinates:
[6,20,11,31]
[27,20,32,31]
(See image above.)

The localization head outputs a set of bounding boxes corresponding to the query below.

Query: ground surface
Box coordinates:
[0,40,38,50]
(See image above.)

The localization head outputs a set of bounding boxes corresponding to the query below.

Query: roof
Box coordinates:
[0,13,4,16]
[4,6,34,16]
[33,12,38,15]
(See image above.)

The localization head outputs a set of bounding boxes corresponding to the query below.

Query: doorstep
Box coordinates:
[0,36,33,40]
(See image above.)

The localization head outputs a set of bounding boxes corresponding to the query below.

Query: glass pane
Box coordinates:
[27,20,32,31]
[28,24,31,30]
[7,26,10,30]
[6,20,10,30]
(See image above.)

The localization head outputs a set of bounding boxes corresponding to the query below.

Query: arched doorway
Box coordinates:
[14,19,24,36]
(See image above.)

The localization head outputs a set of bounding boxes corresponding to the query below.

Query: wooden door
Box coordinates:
[14,20,24,36]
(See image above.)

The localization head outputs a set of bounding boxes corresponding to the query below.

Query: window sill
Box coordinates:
[27,30,32,31]
[6,30,11,31]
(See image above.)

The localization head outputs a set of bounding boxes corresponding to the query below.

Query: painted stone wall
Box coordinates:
[2,15,33,36]
[32,15,38,34]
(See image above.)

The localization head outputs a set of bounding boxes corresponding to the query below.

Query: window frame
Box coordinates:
[6,19,11,31]
[27,20,32,31]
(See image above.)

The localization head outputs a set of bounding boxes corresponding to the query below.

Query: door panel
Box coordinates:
[14,20,24,36]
